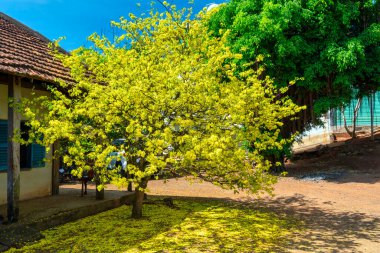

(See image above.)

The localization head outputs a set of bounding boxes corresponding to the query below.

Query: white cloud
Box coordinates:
[206,3,220,12]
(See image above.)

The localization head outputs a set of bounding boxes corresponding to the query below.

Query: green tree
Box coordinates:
[19,6,302,218]
[209,0,380,138]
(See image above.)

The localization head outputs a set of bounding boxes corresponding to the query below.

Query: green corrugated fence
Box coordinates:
[332,92,380,128]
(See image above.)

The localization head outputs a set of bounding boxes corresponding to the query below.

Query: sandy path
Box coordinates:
[147,176,380,216]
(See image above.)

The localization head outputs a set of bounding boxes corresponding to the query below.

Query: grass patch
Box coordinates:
[7,199,301,252]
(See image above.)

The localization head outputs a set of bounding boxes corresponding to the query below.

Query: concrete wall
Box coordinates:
[0,83,53,205]
[292,114,333,152]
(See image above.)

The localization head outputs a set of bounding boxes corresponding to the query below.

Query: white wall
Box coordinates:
[0,83,53,205]
[292,114,333,152]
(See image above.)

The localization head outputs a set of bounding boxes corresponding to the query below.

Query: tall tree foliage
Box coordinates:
[209,0,380,136]
[19,6,302,218]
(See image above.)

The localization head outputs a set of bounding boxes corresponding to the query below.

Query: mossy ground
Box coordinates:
[7,199,301,253]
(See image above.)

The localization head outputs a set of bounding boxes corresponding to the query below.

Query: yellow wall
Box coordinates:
[0,83,53,205]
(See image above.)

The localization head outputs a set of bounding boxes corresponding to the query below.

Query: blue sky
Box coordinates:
[1,0,226,51]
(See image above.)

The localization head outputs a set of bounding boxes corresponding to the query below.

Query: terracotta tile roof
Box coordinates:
[0,12,72,83]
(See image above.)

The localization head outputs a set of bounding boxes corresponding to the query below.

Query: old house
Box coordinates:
[0,12,71,222]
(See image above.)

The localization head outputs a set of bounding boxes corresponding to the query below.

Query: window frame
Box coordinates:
[0,120,46,173]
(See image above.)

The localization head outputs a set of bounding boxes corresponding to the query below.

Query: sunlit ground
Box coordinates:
[8,199,301,253]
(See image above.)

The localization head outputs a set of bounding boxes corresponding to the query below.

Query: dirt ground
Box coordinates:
[144,134,380,253]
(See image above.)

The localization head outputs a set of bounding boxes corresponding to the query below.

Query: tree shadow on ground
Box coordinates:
[242,194,380,252]
[131,198,298,253]
[6,202,191,252]
[7,197,300,253]
[140,194,380,252]
[5,193,379,252]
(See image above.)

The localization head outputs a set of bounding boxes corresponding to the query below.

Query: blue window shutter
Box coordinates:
[31,143,45,168]
[0,120,8,171]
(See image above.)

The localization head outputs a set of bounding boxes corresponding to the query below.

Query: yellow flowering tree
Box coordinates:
[20,6,302,218]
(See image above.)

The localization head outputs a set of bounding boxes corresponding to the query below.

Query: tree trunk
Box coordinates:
[51,142,60,195]
[125,170,133,192]
[341,105,353,137]
[341,97,362,139]
[310,92,315,123]
[268,153,285,173]
[351,97,362,139]
[95,175,104,200]
[131,178,148,219]
[127,182,133,192]
[96,186,104,200]
[370,93,374,141]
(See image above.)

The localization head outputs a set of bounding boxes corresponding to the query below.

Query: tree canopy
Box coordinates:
[209,0,380,133]
[19,5,302,218]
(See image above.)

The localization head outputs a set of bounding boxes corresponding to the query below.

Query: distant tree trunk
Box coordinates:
[370,93,374,141]
[341,106,352,137]
[341,97,362,139]
[131,178,148,219]
[351,97,362,139]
